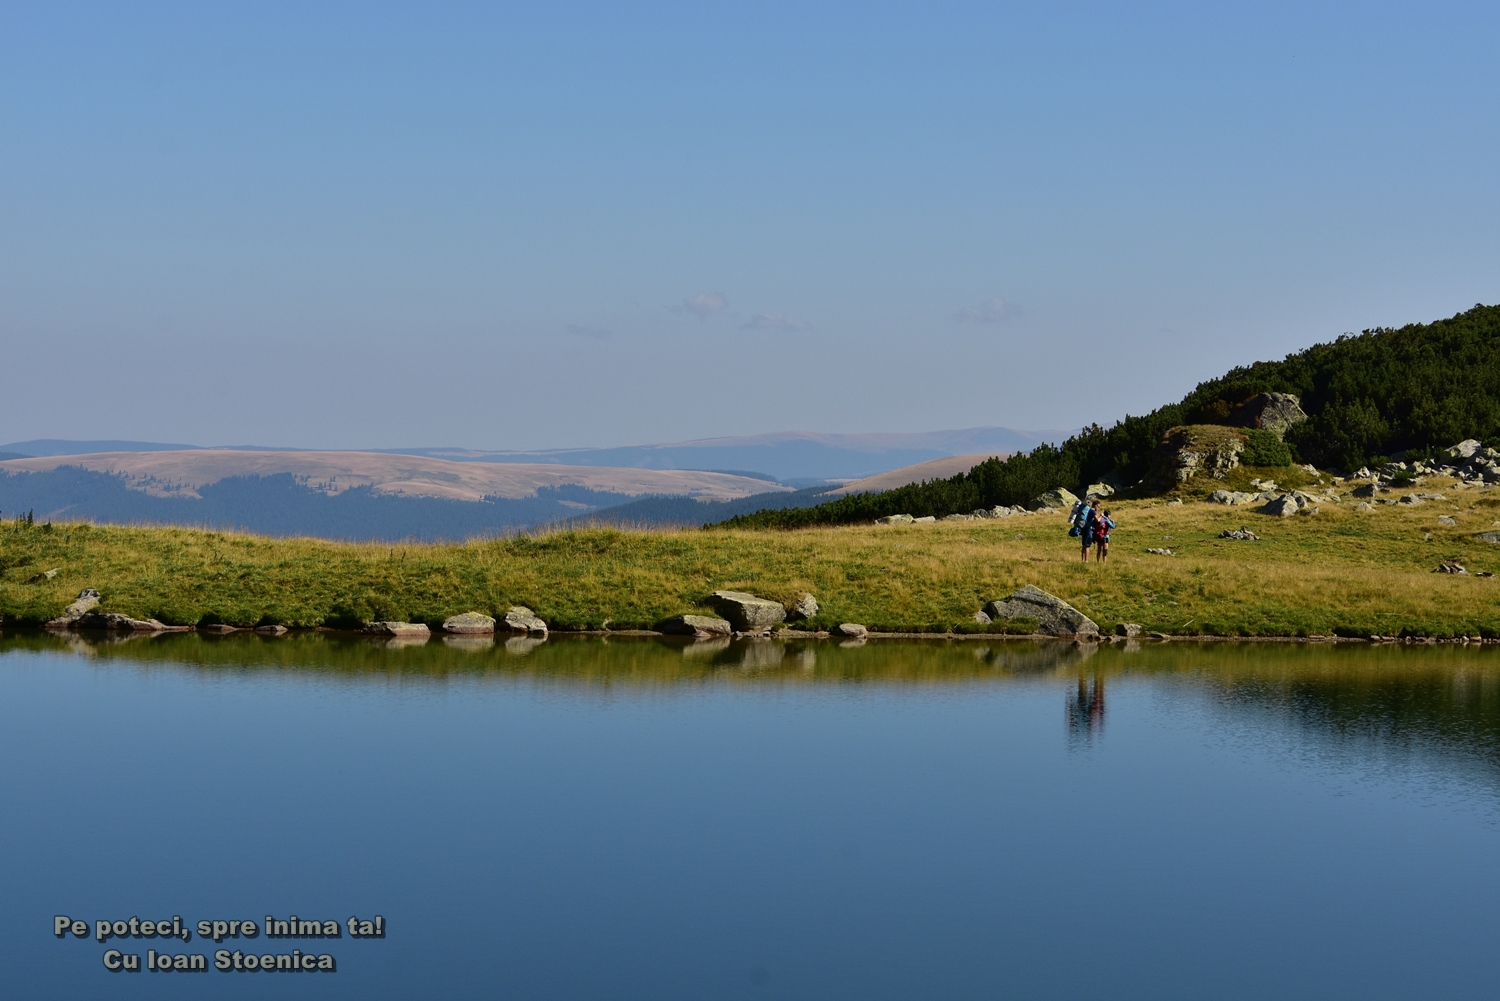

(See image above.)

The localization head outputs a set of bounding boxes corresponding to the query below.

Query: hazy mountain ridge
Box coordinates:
[384,427,1065,480]
[0,451,786,502]
[0,470,643,542]
[0,427,1060,540]
[1,426,1065,482]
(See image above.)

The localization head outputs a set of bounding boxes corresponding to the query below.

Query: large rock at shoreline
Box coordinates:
[984,585,1099,637]
[659,614,734,638]
[503,607,548,635]
[442,612,496,634]
[365,621,430,638]
[46,588,100,627]
[708,591,786,632]
[75,611,171,632]
[787,593,819,622]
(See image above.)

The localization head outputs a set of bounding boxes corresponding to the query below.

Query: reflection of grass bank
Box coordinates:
[6,630,1496,687]
[2,485,1500,637]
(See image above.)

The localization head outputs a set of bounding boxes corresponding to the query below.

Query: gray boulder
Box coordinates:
[708,591,786,632]
[983,585,1099,637]
[46,588,101,627]
[443,612,496,634]
[1437,516,1457,527]
[365,621,430,638]
[1084,482,1116,498]
[503,607,548,635]
[659,614,734,638]
[876,514,914,525]
[833,622,868,638]
[255,624,289,636]
[912,515,936,523]
[27,568,59,583]
[1476,532,1500,544]
[1029,487,1080,511]
[973,610,992,625]
[75,611,170,632]
[1447,439,1484,460]
[787,593,819,622]
[1231,392,1309,438]
[1208,490,1259,505]
[1262,494,1303,517]
[1116,622,1143,637]
[1220,527,1260,540]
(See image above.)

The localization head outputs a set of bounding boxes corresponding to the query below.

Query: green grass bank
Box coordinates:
[2,481,1499,638]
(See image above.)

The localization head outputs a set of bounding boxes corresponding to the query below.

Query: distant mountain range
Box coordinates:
[0,426,1066,482]
[0,427,1057,541]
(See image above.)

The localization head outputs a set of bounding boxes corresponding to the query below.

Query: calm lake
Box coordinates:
[3,631,1498,999]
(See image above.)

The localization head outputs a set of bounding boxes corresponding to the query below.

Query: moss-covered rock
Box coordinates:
[1146,425,1249,492]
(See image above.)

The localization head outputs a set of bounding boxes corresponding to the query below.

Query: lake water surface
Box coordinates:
[3,631,1498,999]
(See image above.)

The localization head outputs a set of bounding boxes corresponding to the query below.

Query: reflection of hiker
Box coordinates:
[1066,675,1106,741]
[1070,499,1099,562]
[1094,508,1115,563]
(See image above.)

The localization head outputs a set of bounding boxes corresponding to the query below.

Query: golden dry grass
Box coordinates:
[2,479,1498,637]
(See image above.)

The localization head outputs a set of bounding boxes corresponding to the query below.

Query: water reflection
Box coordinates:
[1067,675,1106,744]
[4,629,1500,784]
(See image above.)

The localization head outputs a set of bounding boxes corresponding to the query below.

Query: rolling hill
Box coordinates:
[727,302,1500,528]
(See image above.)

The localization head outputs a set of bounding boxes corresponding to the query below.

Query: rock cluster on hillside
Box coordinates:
[1372,441,1500,484]
[883,503,1049,524]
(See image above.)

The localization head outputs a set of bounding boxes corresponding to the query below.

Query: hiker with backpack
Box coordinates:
[1094,507,1116,563]
[1070,499,1099,562]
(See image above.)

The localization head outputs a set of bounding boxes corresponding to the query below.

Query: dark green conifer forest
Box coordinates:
[726,303,1500,528]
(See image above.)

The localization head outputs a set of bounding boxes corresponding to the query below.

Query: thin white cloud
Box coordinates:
[743,312,808,332]
[565,323,612,341]
[674,291,728,318]
[954,297,1016,323]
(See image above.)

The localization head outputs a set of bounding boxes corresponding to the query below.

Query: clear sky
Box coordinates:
[2,2,1496,450]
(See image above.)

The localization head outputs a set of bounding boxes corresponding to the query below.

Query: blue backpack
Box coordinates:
[1068,504,1091,537]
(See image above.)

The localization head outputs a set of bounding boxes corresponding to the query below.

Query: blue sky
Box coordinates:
[2,2,1496,450]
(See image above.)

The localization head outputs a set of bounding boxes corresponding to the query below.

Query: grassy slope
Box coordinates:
[2,475,1499,637]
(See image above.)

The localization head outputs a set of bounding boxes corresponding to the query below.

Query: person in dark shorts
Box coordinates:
[1076,499,1100,562]
[1094,507,1116,563]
